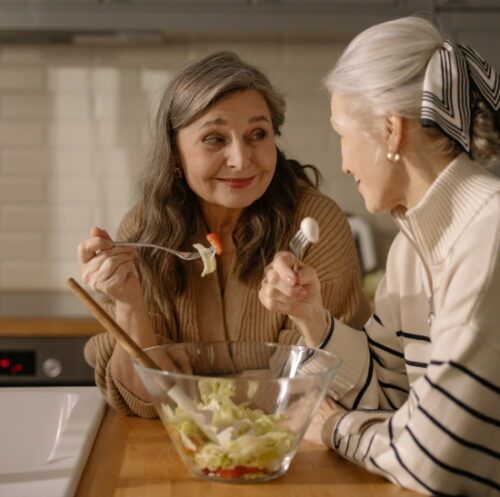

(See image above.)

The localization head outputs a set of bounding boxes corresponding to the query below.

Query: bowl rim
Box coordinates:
[132,340,342,383]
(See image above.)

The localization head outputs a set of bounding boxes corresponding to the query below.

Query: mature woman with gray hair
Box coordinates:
[77,51,368,418]
[259,16,500,496]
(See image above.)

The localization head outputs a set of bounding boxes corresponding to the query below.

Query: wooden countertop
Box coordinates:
[76,408,422,497]
[0,318,104,337]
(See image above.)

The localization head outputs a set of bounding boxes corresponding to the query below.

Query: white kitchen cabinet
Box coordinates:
[435,0,500,7]
[437,6,500,71]
[0,0,436,38]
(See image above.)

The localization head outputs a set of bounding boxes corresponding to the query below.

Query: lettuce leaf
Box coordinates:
[161,378,296,475]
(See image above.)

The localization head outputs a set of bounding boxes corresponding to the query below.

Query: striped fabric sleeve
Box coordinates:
[328,239,500,496]
[322,273,410,409]
[331,322,500,496]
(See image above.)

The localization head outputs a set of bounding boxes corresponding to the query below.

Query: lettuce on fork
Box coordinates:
[192,232,223,277]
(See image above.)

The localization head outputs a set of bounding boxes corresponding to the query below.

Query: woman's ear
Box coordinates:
[383,114,403,153]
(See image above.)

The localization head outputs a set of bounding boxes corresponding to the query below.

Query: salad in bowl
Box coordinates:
[133,341,341,483]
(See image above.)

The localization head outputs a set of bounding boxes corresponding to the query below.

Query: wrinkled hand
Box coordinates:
[259,251,323,323]
[304,396,346,447]
[77,226,142,304]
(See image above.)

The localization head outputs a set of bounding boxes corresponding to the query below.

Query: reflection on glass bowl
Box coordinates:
[133,341,341,483]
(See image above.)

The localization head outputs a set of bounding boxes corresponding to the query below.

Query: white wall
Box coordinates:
[0,41,397,292]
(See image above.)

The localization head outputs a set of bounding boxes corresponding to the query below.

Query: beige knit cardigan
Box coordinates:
[84,185,370,417]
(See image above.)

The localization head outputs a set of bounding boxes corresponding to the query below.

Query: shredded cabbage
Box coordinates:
[161,379,296,479]
[192,243,217,277]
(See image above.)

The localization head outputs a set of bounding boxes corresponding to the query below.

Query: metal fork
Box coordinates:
[289,229,311,260]
[289,229,311,271]
[113,242,201,261]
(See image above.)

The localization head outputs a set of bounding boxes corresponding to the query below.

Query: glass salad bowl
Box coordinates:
[133,341,341,483]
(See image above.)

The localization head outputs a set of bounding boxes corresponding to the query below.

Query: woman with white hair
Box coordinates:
[259,16,500,496]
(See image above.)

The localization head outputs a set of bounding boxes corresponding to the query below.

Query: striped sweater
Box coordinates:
[84,184,370,417]
[321,154,500,496]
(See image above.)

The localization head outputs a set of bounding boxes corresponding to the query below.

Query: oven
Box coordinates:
[0,292,100,387]
[0,336,95,386]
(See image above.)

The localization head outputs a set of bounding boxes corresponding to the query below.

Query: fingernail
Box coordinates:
[286,274,296,285]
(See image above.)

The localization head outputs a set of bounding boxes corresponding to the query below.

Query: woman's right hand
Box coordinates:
[77,226,143,305]
[259,251,329,346]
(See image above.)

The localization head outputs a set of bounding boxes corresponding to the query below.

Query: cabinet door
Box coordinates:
[435,0,500,7]
[438,11,500,71]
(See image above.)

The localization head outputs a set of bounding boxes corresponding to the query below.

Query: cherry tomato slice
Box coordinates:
[204,466,263,479]
[206,232,224,255]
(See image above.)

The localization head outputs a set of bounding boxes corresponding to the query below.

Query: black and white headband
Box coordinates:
[421,40,500,152]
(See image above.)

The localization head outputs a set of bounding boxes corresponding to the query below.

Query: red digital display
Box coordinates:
[0,351,35,376]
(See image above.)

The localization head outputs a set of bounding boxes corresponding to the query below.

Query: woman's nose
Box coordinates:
[226,140,250,170]
[342,163,352,176]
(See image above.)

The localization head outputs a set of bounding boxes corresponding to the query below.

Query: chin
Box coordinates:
[218,195,259,210]
[364,200,384,214]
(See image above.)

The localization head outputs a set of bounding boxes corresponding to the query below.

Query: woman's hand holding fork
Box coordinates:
[259,251,329,347]
[78,226,142,306]
[78,226,158,400]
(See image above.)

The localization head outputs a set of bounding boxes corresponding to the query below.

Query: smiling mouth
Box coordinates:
[217,176,256,188]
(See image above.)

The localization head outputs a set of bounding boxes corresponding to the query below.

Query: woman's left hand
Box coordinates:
[304,396,347,447]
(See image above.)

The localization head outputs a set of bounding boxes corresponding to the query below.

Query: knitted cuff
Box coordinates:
[317,311,335,349]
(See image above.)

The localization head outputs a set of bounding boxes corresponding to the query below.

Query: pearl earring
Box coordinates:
[386,151,401,162]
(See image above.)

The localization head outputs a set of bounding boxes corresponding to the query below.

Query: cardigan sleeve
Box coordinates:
[84,312,173,418]
[83,208,175,417]
[324,215,500,496]
[321,273,410,408]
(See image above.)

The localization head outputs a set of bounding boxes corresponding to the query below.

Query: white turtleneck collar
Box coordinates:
[392,153,500,265]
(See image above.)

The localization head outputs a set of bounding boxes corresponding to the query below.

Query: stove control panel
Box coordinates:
[0,336,95,386]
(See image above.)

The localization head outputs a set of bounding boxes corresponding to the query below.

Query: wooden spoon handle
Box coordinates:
[67,278,221,444]
[66,278,160,371]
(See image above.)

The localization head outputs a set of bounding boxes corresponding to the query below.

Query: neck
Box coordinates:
[200,203,242,251]
[398,150,458,210]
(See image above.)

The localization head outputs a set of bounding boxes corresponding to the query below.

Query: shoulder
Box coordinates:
[448,190,500,293]
[452,190,499,263]
[440,192,500,343]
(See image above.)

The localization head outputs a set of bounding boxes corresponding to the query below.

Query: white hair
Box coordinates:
[325,16,444,119]
[325,16,500,167]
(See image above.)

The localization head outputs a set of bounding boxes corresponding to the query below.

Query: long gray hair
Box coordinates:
[131,51,319,306]
[325,16,500,168]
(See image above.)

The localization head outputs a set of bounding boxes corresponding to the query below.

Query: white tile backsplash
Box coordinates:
[0,67,45,90]
[1,205,92,232]
[0,41,396,292]
[0,233,44,260]
[1,93,93,119]
[2,149,94,176]
[0,178,45,203]
[1,261,80,290]
[0,122,45,147]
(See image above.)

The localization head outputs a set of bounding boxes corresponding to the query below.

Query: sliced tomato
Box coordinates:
[203,466,263,479]
[206,232,224,255]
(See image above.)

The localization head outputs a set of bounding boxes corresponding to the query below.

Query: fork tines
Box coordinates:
[289,229,310,260]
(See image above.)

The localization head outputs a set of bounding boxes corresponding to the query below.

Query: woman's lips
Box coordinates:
[217,176,256,188]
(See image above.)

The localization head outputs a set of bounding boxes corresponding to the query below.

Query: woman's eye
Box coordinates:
[249,129,267,141]
[203,135,225,145]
